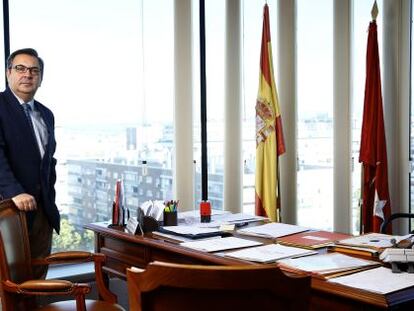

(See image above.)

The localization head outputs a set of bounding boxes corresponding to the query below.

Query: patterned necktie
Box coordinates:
[22,103,35,132]
[22,103,41,154]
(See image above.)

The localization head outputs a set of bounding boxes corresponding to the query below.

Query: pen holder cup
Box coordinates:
[163,211,178,226]
[142,216,159,233]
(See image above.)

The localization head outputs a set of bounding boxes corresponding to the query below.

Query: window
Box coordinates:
[296,0,334,230]
[410,0,414,230]
[192,0,225,211]
[9,0,174,251]
[0,9,4,88]
[241,0,278,215]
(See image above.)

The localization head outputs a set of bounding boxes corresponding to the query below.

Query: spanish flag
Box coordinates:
[255,4,285,222]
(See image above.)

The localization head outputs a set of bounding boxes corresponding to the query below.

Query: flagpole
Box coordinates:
[359,167,364,234]
[199,0,208,201]
[360,0,378,235]
[2,0,10,78]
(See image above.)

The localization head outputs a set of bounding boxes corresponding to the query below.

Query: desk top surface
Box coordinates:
[85,221,414,309]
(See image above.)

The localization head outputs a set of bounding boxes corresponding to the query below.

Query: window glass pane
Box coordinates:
[192,0,225,211]
[351,0,383,235]
[410,1,414,231]
[206,0,225,210]
[297,0,333,230]
[10,0,174,251]
[241,0,278,215]
[192,0,201,210]
[0,3,4,89]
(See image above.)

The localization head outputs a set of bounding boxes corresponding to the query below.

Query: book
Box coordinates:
[224,243,317,263]
[327,244,380,259]
[277,230,350,249]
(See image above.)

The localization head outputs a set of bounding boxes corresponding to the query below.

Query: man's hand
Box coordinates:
[12,193,37,211]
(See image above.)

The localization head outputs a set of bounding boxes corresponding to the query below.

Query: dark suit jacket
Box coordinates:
[0,88,59,233]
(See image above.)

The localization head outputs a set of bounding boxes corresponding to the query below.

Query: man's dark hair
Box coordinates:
[6,48,44,76]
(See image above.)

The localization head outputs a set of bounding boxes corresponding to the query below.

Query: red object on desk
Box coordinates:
[200,201,211,223]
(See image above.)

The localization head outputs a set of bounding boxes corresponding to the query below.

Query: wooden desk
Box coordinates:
[85,222,414,310]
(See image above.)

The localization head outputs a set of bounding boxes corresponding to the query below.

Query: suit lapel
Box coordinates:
[4,89,42,160]
[34,101,55,159]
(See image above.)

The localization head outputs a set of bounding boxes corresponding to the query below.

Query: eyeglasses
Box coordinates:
[11,64,41,75]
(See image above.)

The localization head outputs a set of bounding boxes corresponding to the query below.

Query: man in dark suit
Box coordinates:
[0,48,58,279]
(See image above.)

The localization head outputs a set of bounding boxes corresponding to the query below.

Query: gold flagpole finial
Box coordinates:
[371,0,378,21]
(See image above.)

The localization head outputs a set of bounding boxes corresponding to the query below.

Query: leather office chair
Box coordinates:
[0,199,125,311]
[380,213,414,234]
[127,261,311,311]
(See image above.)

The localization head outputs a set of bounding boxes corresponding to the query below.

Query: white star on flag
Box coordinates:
[373,191,386,220]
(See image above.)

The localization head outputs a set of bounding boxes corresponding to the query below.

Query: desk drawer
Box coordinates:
[101,237,148,265]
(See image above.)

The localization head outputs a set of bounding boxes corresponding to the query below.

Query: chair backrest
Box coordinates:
[380,213,414,234]
[127,261,311,311]
[0,199,33,309]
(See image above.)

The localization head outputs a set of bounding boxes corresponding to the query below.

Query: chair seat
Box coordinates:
[35,299,126,311]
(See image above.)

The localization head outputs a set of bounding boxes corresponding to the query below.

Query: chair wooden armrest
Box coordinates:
[31,251,94,266]
[31,252,117,303]
[2,279,90,296]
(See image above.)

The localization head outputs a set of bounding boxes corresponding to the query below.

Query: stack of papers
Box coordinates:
[198,213,268,228]
[155,211,268,240]
[177,210,229,225]
[380,248,414,263]
[158,226,226,239]
[179,237,262,252]
[177,211,267,228]
[225,243,317,263]
[237,222,309,239]
[277,230,350,249]
[328,267,414,294]
[140,200,165,221]
[336,233,413,251]
[278,253,380,278]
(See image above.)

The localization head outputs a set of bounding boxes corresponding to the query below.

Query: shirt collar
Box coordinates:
[11,90,35,110]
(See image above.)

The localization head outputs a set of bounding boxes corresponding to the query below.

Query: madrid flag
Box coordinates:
[359,18,391,233]
[255,4,285,222]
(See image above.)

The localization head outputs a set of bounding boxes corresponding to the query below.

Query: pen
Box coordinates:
[235,222,249,228]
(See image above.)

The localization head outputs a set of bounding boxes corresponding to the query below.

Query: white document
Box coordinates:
[152,231,195,243]
[237,222,309,239]
[225,243,317,263]
[162,225,222,235]
[180,237,262,252]
[328,267,414,294]
[198,213,268,228]
[177,210,230,226]
[153,231,227,243]
[337,233,413,249]
[149,200,165,220]
[380,248,414,263]
[139,200,165,221]
[278,252,379,274]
